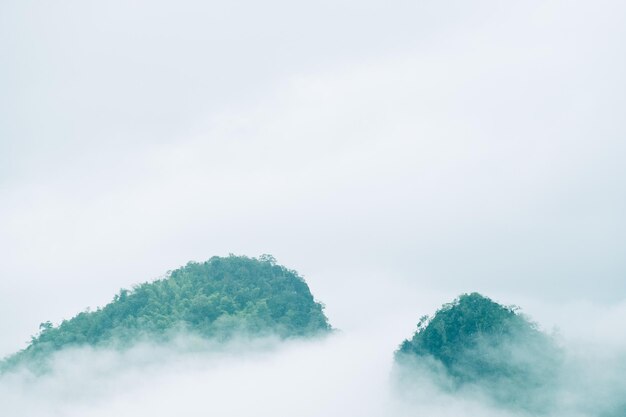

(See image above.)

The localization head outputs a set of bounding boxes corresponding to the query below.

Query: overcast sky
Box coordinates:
[1,0,626,357]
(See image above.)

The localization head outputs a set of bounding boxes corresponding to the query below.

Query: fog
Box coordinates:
[2,309,626,417]
[1,0,625,414]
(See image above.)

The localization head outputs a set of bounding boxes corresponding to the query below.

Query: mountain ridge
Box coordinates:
[2,254,331,372]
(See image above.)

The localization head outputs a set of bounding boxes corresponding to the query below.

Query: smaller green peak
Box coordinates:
[395,292,560,411]
[396,291,544,365]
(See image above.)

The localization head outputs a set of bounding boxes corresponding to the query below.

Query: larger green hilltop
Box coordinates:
[2,255,331,370]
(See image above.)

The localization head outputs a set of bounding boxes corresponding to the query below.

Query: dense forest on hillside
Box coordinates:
[2,255,330,371]
[396,293,561,410]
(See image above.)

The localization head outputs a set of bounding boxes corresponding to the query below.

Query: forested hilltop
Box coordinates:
[2,255,330,371]
[396,293,561,411]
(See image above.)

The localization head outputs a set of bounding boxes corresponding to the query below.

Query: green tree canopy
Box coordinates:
[396,293,561,411]
[2,255,331,371]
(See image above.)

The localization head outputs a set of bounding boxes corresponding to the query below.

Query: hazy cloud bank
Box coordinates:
[1,0,625,414]
[2,314,626,417]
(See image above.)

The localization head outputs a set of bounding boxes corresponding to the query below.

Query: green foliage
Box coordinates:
[398,293,536,370]
[3,255,330,371]
[396,293,561,410]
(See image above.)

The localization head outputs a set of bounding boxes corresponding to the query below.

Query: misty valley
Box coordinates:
[1,255,624,417]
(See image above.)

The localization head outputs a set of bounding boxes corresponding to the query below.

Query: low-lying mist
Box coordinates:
[395,335,626,417]
[2,315,625,417]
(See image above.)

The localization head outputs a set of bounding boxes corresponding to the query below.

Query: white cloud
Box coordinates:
[0,5,625,412]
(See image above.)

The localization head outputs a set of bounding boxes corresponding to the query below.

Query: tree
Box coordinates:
[3,255,331,372]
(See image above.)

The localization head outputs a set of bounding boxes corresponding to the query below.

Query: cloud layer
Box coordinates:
[2,310,626,417]
[1,1,625,414]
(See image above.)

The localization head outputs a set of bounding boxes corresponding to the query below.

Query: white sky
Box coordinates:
[1,0,626,357]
